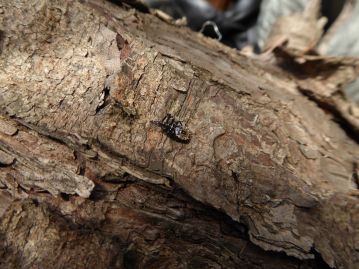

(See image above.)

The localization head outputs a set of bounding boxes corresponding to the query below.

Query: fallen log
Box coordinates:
[0,0,358,268]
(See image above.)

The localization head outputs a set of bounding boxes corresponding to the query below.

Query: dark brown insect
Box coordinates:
[116,33,131,60]
[116,33,127,50]
[151,114,191,144]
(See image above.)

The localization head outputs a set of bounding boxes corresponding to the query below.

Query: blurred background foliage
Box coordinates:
[143,0,359,102]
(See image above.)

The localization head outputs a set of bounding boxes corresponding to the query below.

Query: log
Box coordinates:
[0,0,358,268]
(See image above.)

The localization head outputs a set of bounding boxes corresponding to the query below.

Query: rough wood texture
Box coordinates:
[0,0,358,268]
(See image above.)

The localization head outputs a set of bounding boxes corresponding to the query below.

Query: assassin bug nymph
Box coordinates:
[151,114,191,144]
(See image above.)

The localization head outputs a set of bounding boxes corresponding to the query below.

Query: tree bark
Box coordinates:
[0,0,358,268]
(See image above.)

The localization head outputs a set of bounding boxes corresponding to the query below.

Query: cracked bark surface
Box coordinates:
[0,0,358,268]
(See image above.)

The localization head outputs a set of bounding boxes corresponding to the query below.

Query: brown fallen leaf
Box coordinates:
[263,0,327,54]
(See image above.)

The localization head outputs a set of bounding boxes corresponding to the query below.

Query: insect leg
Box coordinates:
[162,114,170,123]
